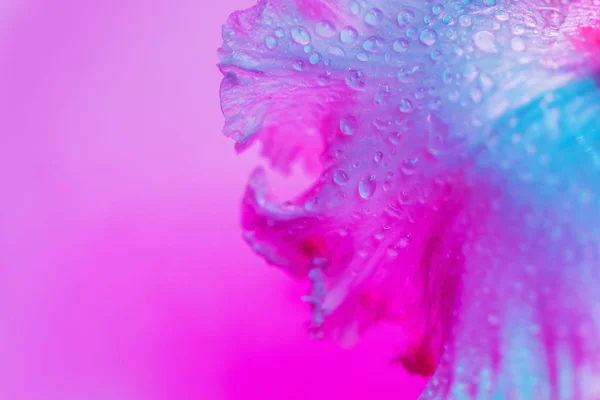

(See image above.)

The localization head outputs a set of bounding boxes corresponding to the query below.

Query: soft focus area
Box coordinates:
[0,1,426,399]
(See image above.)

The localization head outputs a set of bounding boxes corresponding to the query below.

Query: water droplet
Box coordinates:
[340,26,358,44]
[309,53,321,64]
[334,170,349,185]
[442,14,454,24]
[328,46,345,57]
[483,0,496,6]
[401,158,419,175]
[291,26,311,45]
[349,1,360,15]
[358,176,376,199]
[419,28,438,46]
[393,38,409,52]
[431,4,443,15]
[494,9,509,21]
[346,70,366,90]
[399,99,413,113]
[316,21,336,38]
[340,116,358,135]
[374,152,383,163]
[511,24,525,35]
[397,10,415,26]
[356,52,369,62]
[275,28,286,38]
[265,36,277,49]
[292,60,305,71]
[430,49,442,62]
[364,8,383,26]
[459,15,472,27]
[374,230,385,241]
[473,30,497,53]
[304,197,318,211]
[363,36,385,53]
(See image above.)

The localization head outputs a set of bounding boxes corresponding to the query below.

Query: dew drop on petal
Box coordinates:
[459,15,472,27]
[420,28,438,46]
[364,8,383,26]
[397,9,415,26]
[315,21,336,38]
[265,35,277,49]
[340,116,359,135]
[358,175,376,199]
[473,30,497,53]
[291,26,311,45]
[334,170,349,185]
[340,26,359,44]
[393,38,409,52]
[400,99,413,113]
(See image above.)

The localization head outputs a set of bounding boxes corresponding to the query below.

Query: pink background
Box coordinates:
[0,1,426,398]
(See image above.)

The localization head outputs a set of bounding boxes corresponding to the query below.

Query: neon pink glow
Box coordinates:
[0,0,425,399]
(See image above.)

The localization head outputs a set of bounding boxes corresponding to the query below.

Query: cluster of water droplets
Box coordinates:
[249,0,591,212]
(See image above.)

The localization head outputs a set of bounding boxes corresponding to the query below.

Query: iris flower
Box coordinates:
[218,0,600,398]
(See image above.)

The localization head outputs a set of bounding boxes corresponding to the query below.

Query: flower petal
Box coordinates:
[219,0,600,397]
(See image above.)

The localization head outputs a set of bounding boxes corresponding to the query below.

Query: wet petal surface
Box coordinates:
[219,1,600,398]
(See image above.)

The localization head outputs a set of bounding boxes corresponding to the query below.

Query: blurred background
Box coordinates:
[0,1,426,398]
